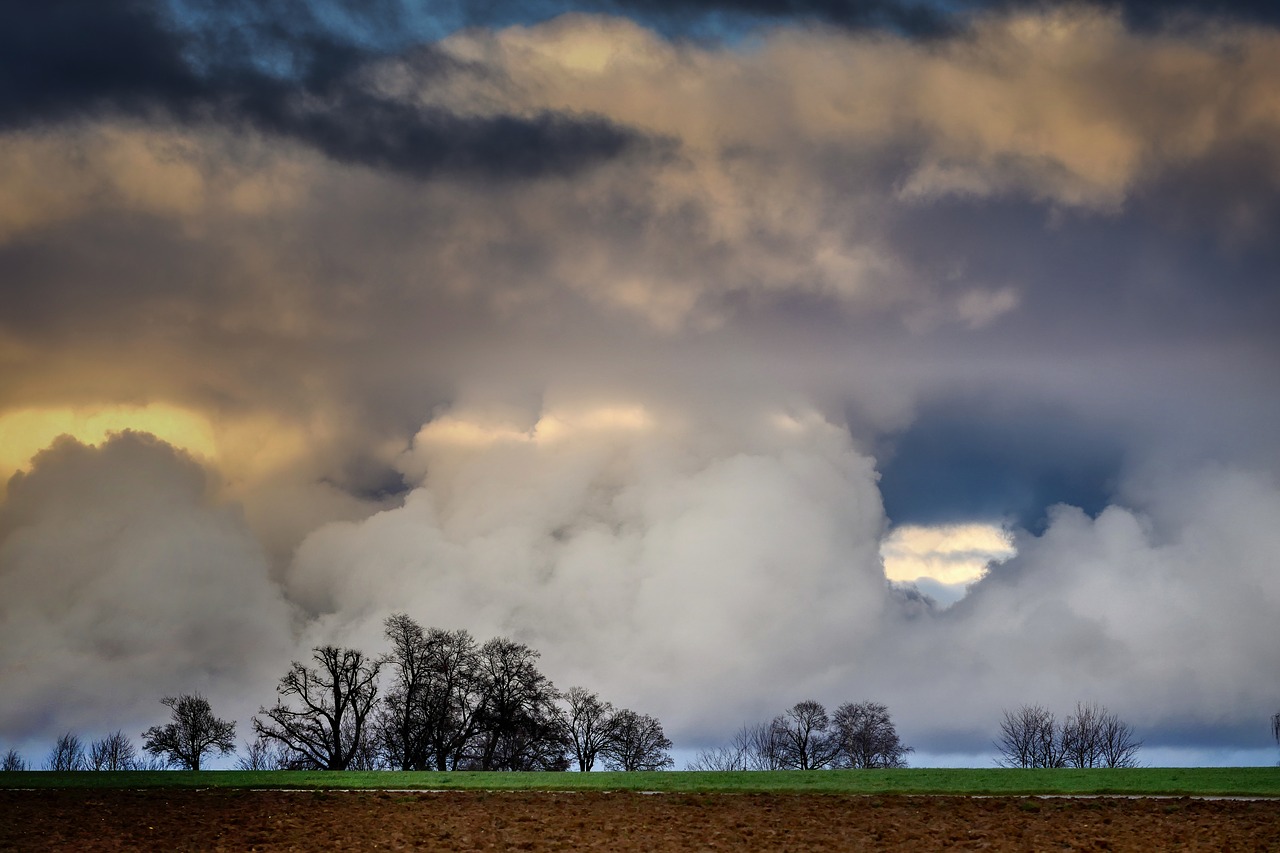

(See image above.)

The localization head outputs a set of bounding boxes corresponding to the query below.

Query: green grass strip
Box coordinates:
[2,767,1278,796]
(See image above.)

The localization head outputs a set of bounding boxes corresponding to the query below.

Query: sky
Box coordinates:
[1,0,1279,767]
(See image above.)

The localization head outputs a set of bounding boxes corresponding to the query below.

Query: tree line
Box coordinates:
[246,614,673,772]
[0,616,1192,773]
[687,700,913,770]
[0,614,673,773]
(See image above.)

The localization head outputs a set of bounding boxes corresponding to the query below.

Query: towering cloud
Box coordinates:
[0,433,292,742]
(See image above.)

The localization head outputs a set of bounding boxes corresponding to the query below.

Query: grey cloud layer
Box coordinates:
[1,8,1278,758]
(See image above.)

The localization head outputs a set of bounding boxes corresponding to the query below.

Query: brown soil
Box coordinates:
[1,789,1278,851]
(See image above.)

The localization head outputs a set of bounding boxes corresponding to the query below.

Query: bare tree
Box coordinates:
[2,749,26,771]
[142,694,236,770]
[1001,702,1139,769]
[996,705,1062,768]
[470,637,568,771]
[421,628,489,771]
[378,613,433,770]
[685,742,747,771]
[739,720,788,770]
[89,731,139,771]
[377,620,489,771]
[773,701,840,770]
[342,713,387,770]
[1060,702,1141,768]
[46,731,87,771]
[831,701,913,769]
[1059,701,1104,768]
[1272,711,1280,754]
[561,686,616,772]
[687,720,787,771]
[236,734,291,771]
[254,645,382,771]
[686,720,780,771]
[1097,709,1142,768]
[600,709,674,771]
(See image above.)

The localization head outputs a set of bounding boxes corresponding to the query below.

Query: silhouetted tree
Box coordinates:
[561,686,616,772]
[1,749,25,771]
[1096,708,1142,768]
[685,742,748,771]
[343,713,387,770]
[470,637,568,771]
[378,613,433,770]
[1061,701,1141,768]
[1059,701,1102,768]
[142,694,236,770]
[89,731,139,771]
[600,709,673,771]
[236,734,291,771]
[996,705,1062,768]
[999,702,1139,769]
[377,618,488,771]
[832,701,912,768]
[773,701,840,770]
[46,731,86,771]
[254,645,382,771]
[739,720,787,770]
[686,721,781,771]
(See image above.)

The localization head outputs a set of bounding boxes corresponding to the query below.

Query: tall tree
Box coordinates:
[831,701,912,769]
[471,637,568,771]
[379,613,433,770]
[600,709,674,772]
[773,701,840,770]
[46,732,86,771]
[142,694,236,770]
[255,645,382,771]
[89,731,139,771]
[378,620,488,771]
[560,686,616,772]
[421,628,489,771]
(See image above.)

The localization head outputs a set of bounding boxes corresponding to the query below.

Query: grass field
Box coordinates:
[1,767,1277,796]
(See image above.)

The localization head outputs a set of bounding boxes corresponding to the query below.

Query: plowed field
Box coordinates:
[2,789,1277,851]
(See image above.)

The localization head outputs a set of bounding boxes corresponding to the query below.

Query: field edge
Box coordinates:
[2,767,1278,796]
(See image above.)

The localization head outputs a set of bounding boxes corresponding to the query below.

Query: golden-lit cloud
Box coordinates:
[0,404,218,483]
[881,522,1016,586]
[411,404,656,451]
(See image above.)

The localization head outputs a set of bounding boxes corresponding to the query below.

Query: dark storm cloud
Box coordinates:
[448,0,1280,38]
[0,0,659,179]
[0,0,208,126]
[587,0,954,35]
[1095,0,1280,29]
